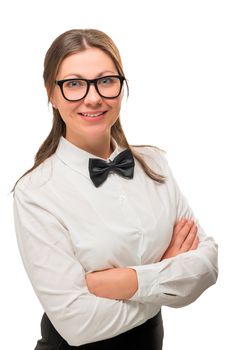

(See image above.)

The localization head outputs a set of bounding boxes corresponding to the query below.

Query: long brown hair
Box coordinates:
[11,28,166,193]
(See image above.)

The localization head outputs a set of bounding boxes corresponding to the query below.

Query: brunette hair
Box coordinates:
[11,28,165,193]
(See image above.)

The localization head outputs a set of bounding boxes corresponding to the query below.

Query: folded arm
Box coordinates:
[86,218,200,301]
[86,151,218,308]
[127,151,218,307]
[13,183,159,347]
[86,213,217,308]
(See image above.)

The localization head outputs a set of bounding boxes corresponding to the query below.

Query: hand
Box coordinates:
[161,218,199,260]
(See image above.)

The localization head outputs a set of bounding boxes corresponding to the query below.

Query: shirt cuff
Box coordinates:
[127,260,170,303]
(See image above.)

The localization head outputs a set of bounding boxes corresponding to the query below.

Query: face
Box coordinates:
[50,47,124,148]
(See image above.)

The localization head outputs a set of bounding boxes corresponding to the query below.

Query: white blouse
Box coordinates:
[13,135,218,347]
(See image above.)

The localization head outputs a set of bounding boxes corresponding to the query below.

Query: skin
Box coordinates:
[49,47,199,301]
[50,47,124,159]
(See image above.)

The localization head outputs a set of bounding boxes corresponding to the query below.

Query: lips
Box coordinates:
[78,111,107,117]
[78,111,107,120]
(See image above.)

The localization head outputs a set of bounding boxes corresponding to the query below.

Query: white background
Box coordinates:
[1,0,233,349]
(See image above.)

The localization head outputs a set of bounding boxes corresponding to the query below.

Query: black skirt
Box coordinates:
[35,310,164,350]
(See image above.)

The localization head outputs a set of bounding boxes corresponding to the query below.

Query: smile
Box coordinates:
[78,111,107,120]
[80,112,106,117]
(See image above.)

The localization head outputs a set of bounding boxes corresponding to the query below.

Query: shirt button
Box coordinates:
[119,194,126,200]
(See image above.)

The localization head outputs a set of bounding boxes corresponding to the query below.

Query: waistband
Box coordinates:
[35,309,163,350]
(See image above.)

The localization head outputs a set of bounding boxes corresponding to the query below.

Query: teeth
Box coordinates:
[82,112,104,117]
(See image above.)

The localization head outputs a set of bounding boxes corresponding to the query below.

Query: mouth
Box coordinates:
[78,111,107,118]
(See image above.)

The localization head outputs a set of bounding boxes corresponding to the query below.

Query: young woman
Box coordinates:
[12,29,218,350]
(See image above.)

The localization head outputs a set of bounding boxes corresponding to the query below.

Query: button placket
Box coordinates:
[119,193,126,201]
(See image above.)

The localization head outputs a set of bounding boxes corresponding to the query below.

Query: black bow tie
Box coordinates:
[88,148,135,187]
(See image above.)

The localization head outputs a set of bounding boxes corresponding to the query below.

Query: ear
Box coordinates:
[50,98,58,110]
[119,86,124,101]
[46,84,57,109]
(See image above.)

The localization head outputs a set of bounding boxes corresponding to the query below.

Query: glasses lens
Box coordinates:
[62,80,88,101]
[97,76,122,98]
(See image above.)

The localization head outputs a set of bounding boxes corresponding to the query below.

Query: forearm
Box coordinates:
[128,238,218,306]
[85,267,138,300]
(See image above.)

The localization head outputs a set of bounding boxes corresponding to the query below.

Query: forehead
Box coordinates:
[57,47,117,79]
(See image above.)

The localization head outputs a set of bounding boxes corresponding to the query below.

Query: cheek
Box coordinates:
[51,89,79,116]
[109,96,122,111]
[58,102,81,118]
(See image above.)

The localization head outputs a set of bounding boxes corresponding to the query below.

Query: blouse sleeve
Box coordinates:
[13,181,158,347]
[127,150,218,307]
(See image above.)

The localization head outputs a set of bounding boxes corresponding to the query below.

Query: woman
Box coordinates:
[12,29,218,350]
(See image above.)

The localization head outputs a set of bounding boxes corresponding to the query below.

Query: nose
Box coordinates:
[84,83,102,104]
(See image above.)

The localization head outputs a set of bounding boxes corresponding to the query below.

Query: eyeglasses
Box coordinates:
[55,75,125,102]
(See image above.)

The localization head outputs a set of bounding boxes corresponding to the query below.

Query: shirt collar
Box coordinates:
[55,135,127,177]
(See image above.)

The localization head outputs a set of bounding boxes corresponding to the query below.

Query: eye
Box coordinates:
[64,80,86,88]
[99,77,114,85]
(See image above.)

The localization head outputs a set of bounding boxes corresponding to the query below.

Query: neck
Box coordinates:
[65,133,114,160]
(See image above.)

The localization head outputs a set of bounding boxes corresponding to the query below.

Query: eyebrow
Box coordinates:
[62,70,117,79]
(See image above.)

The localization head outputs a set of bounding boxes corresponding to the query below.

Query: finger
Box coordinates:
[174,220,195,248]
[190,236,199,250]
[172,218,188,238]
[180,224,198,252]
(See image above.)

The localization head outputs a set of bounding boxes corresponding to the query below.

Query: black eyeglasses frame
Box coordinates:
[54,75,126,102]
